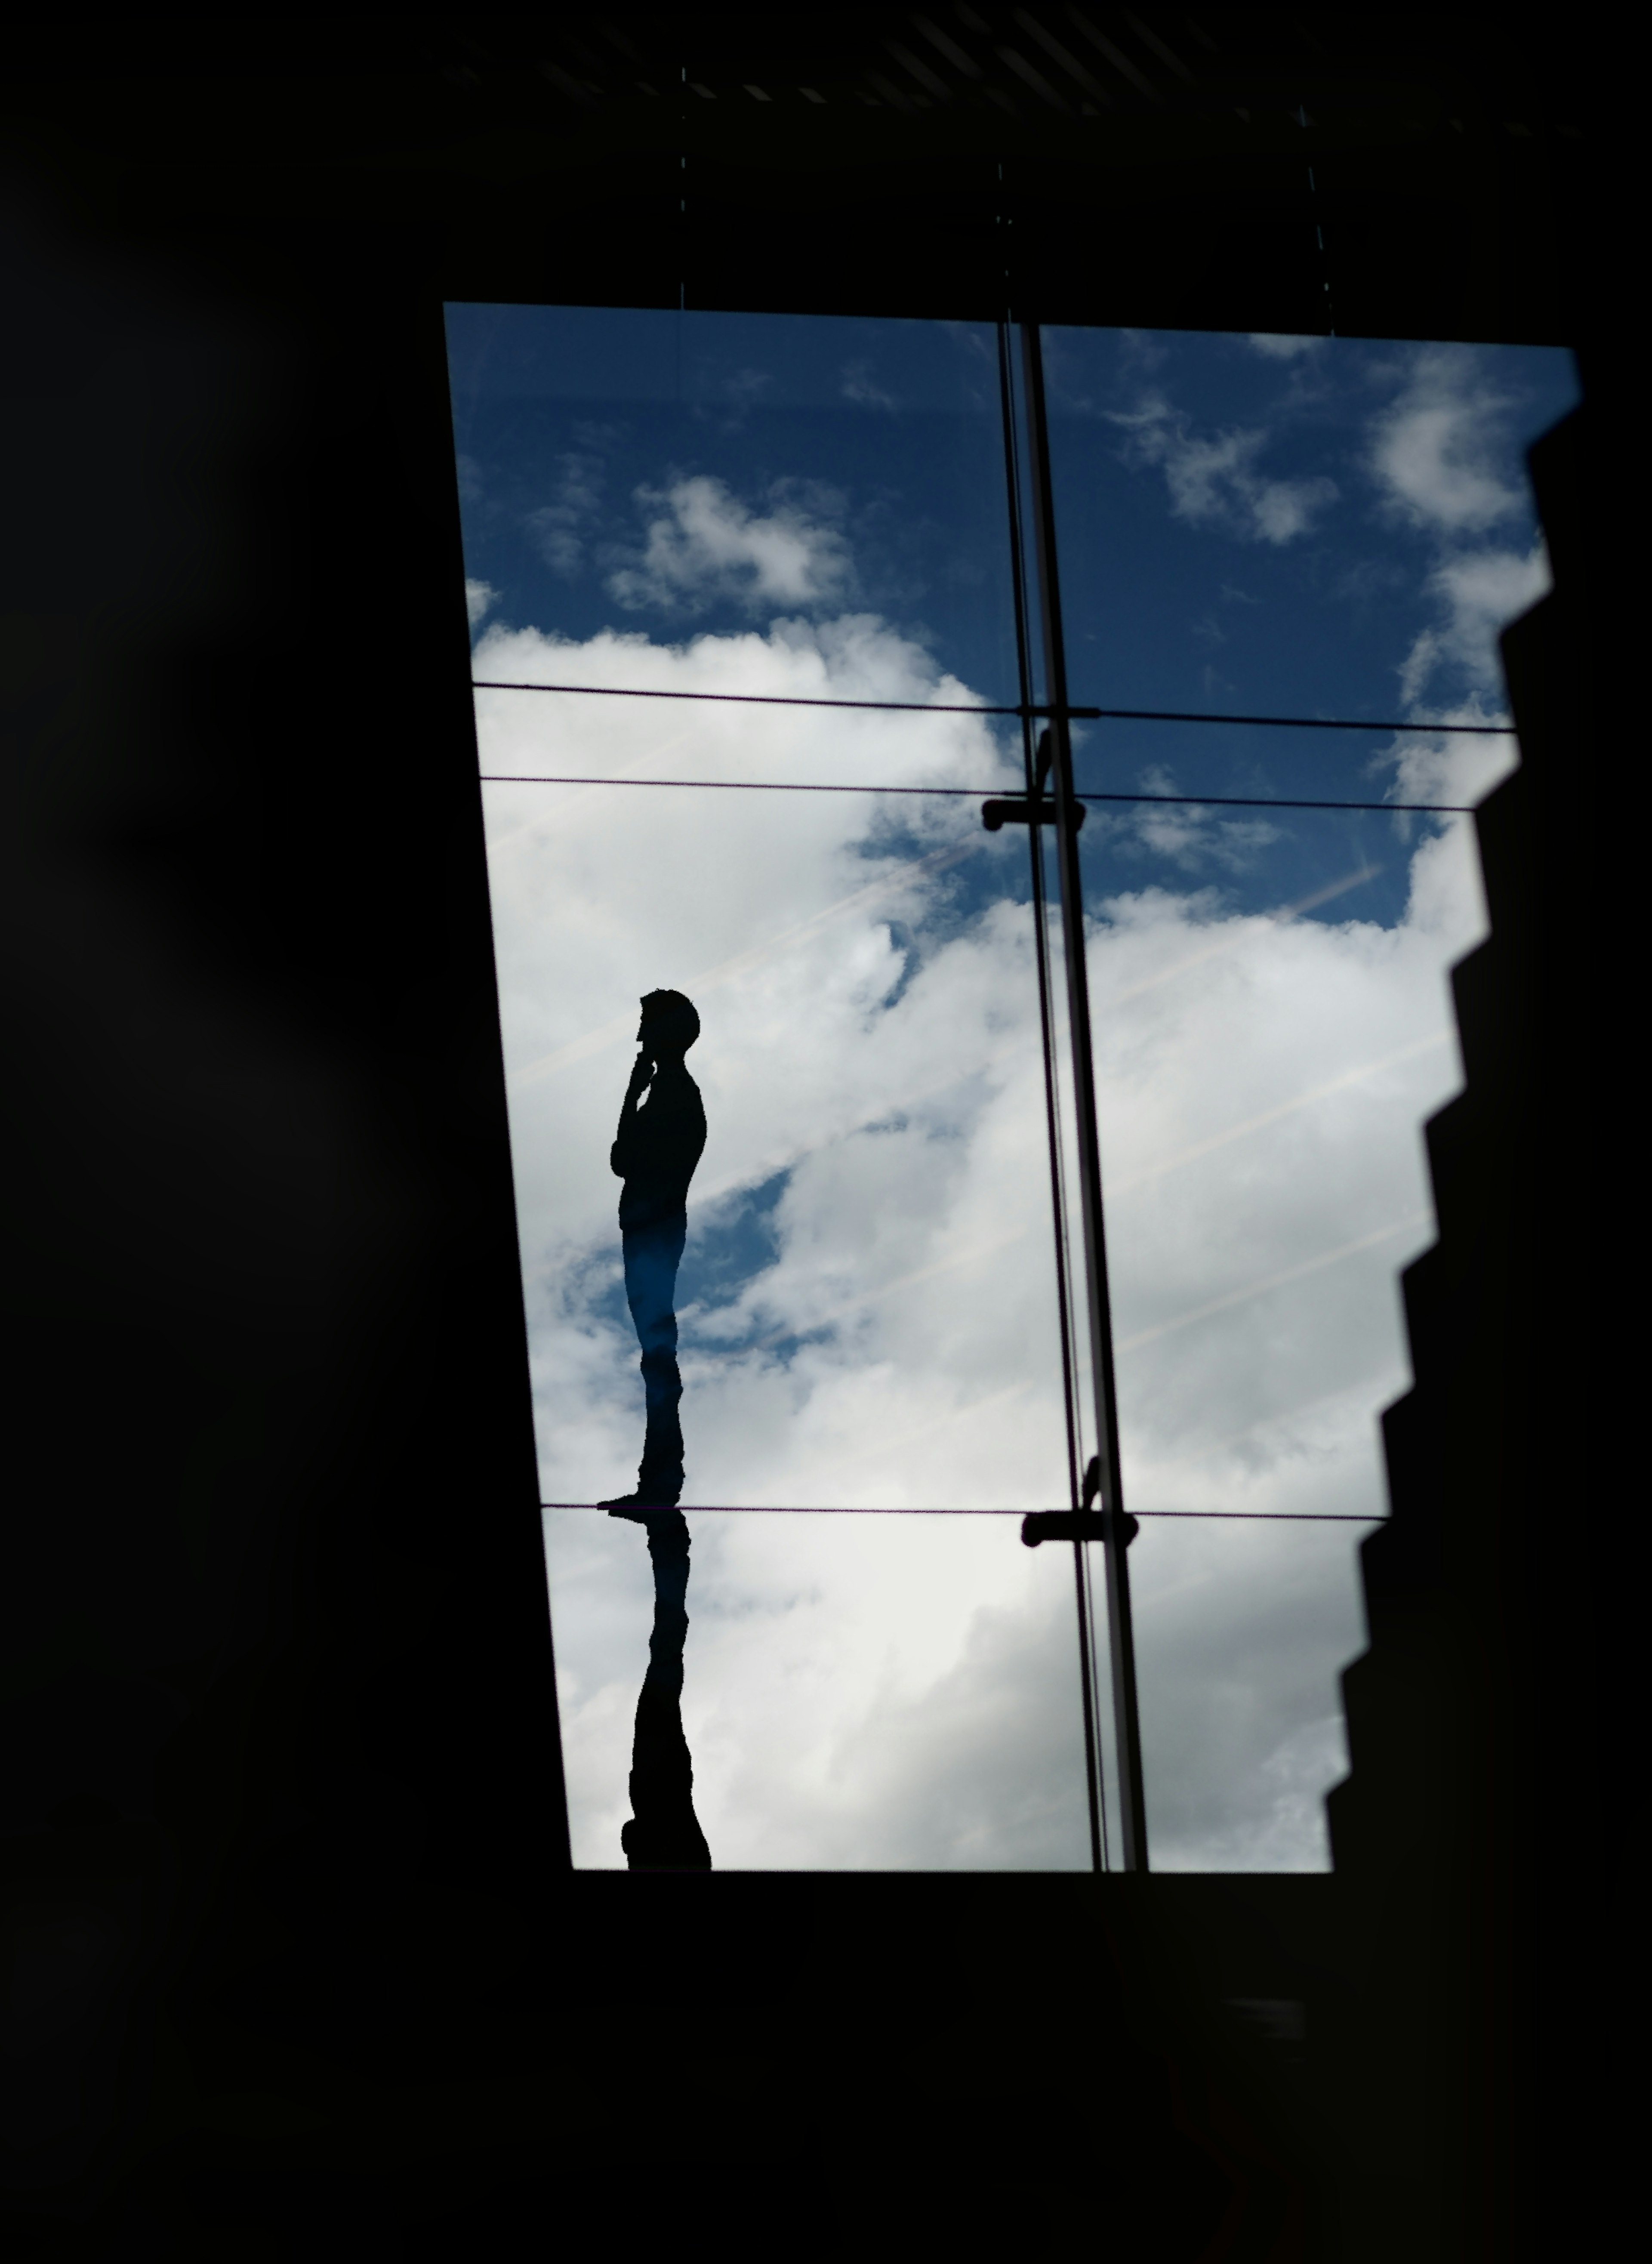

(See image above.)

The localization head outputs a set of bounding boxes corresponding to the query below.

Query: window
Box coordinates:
[446,303,1576,1872]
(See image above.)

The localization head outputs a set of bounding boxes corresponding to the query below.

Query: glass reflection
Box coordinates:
[449,299,1563,1875]
[451,298,1092,1871]
[1125,1520,1364,1872]
[545,1510,1092,1871]
[1042,324,1576,812]
[446,302,1020,709]
[483,775,1067,1514]
[1073,789,1470,1863]
[599,987,710,1867]
[481,759,1082,1866]
[1023,324,1571,1869]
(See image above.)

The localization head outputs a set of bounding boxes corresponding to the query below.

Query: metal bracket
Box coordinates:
[982,796,1084,831]
[1021,1456,1137,1547]
[1021,1508,1139,1548]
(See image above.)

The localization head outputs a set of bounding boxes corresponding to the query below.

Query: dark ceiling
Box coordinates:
[5,8,1596,344]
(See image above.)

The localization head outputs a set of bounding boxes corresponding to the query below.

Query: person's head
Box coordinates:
[638,989,700,1061]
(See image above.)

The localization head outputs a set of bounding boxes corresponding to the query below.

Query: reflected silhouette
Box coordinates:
[601,989,712,1870]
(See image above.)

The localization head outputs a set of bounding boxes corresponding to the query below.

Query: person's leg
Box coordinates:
[620,1507,711,1869]
[610,1230,708,1863]
[620,1216,687,1505]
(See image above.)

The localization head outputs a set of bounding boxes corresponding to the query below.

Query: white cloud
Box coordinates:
[465,578,497,628]
[1093,766,1285,873]
[1371,721,1521,855]
[605,475,853,613]
[475,614,1484,1874]
[1156,1706,1350,1872]
[1396,538,1550,705]
[1247,333,1324,360]
[1110,395,1338,544]
[526,442,607,577]
[547,1511,1091,1871]
[841,358,898,411]
[1365,349,1550,721]
[1368,345,1524,534]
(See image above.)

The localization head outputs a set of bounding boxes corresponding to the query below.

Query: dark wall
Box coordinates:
[1322,396,1616,2262]
[1,194,572,2252]
[0,17,1615,2259]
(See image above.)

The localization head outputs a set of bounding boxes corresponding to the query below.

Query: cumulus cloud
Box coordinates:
[604,475,853,613]
[1109,395,1338,543]
[464,577,497,628]
[1360,348,1553,727]
[1369,721,1522,867]
[475,609,1483,1874]
[548,1511,1091,1870]
[1368,345,1525,534]
[1396,538,1550,705]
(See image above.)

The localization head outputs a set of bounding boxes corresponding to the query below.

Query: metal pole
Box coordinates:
[997,322,1103,1875]
[1017,323,1150,1872]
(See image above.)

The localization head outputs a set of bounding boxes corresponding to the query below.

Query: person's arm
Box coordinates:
[610,1049,654,1177]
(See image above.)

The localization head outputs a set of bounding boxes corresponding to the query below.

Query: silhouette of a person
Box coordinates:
[602,989,706,1513]
[600,989,711,1869]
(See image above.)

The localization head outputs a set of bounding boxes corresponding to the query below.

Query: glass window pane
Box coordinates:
[482,773,1067,1514]
[1033,326,1573,1870]
[546,1510,1092,1870]
[451,302,1093,1871]
[1071,741,1482,1867]
[447,302,1022,708]
[1043,326,1577,807]
[1126,1521,1364,1872]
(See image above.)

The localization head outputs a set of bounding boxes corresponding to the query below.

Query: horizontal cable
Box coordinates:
[542,1502,1386,1521]
[1085,706,1510,736]
[477,678,1055,716]
[474,677,1516,736]
[1124,1511,1385,1522]
[1091,790,1465,814]
[481,773,1470,815]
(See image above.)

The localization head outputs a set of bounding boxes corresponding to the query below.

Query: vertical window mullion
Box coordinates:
[1014,321,1150,1873]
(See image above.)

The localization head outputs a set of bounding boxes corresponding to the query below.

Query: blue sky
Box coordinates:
[448,305,1019,698]
[447,304,1575,734]
[448,305,1575,1875]
[1046,325,1575,729]
[450,305,1575,931]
